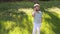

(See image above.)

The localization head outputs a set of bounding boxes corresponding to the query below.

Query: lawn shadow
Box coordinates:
[0,8,32,34]
[44,11,60,34]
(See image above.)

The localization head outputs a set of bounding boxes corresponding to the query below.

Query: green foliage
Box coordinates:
[0,1,60,34]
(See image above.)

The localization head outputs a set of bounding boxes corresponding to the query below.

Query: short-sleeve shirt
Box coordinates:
[33,11,42,23]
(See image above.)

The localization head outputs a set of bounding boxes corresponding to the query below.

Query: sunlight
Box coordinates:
[45,7,60,14]
[44,13,52,19]
[45,7,60,19]
[45,23,56,34]
[9,27,22,34]
[41,22,56,34]
[41,11,56,34]
[3,21,16,30]
[8,26,28,34]
[0,1,60,34]
[18,8,33,15]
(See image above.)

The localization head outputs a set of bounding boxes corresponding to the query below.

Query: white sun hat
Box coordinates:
[34,3,40,7]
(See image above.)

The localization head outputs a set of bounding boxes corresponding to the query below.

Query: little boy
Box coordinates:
[32,3,42,34]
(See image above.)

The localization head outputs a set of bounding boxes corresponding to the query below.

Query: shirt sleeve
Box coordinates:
[39,11,42,17]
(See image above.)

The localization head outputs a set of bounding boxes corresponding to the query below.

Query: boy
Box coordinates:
[32,3,42,34]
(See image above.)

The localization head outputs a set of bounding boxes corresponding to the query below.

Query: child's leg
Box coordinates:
[32,23,37,34]
[37,26,40,34]
[37,23,41,34]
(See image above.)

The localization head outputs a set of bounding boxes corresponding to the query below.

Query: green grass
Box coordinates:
[0,1,60,34]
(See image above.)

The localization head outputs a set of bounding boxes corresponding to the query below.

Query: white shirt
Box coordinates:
[32,11,42,23]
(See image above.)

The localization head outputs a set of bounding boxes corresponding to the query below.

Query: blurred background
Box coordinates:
[0,0,60,34]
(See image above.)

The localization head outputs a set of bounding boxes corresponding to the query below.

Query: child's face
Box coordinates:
[34,6,40,11]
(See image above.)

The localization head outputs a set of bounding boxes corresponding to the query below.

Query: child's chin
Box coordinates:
[36,10,39,11]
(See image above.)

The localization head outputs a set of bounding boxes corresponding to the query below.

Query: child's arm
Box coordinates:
[41,16,42,23]
[32,11,35,17]
[41,12,42,23]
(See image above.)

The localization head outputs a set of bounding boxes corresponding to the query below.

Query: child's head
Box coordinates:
[34,3,40,11]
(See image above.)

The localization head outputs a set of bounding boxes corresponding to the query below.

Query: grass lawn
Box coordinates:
[0,1,60,34]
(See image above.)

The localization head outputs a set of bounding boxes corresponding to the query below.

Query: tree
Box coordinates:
[33,0,39,3]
